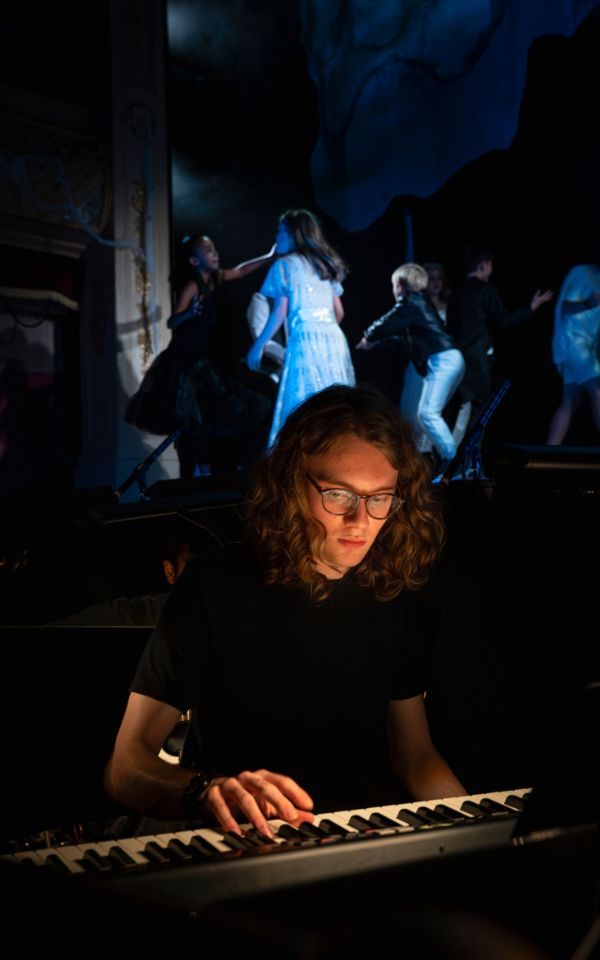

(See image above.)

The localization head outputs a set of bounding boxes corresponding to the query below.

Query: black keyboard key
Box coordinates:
[277,823,317,846]
[348,814,377,832]
[368,812,401,829]
[433,804,470,823]
[243,830,273,846]
[277,824,302,841]
[318,819,350,836]
[415,806,453,825]
[107,845,136,868]
[188,835,214,856]
[478,798,513,816]
[82,849,113,872]
[460,801,488,818]
[222,832,253,851]
[298,822,330,840]
[395,809,430,827]
[167,839,194,860]
[143,841,172,863]
[45,854,70,875]
[503,794,526,812]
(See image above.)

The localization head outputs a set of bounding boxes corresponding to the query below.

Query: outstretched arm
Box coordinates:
[529,289,554,311]
[359,302,407,346]
[482,284,552,332]
[221,244,277,281]
[247,294,288,371]
[167,280,200,330]
[387,696,466,800]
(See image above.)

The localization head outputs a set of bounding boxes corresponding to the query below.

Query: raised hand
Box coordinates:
[530,289,554,311]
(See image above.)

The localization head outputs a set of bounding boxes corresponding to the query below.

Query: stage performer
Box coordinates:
[546,263,600,444]
[246,208,355,448]
[357,263,464,474]
[125,233,274,477]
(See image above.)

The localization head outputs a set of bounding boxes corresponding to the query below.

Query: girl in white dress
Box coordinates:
[247,209,355,447]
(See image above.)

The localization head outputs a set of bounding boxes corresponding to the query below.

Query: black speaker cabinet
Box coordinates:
[490,443,600,488]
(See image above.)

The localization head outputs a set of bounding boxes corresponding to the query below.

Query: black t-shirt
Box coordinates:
[131,542,437,812]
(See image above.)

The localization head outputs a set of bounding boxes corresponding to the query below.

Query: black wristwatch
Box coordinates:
[181,770,219,814]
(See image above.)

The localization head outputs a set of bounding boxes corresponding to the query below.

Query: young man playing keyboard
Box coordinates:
[104,385,465,839]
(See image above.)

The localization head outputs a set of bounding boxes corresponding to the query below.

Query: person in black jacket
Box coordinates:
[446,246,553,441]
[357,263,465,468]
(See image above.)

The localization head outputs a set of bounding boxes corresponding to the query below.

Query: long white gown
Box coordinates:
[261,254,356,447]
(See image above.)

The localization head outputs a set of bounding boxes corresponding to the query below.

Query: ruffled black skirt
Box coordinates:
[125,343,271,438]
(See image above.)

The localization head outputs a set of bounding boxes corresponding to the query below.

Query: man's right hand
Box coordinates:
[530,289,553,311]
[200,769,314,838]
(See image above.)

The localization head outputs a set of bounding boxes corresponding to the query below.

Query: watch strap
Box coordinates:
[181,770,222,813]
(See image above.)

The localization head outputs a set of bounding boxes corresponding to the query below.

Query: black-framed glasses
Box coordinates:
[307,474,404,520]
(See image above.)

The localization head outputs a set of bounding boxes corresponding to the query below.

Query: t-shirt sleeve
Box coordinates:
[260,258,288,299]
[333,279,344,297]
[130,560,211,713]
[388,590,439,700]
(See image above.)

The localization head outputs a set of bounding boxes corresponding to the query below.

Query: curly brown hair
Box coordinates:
[245,385,445,603]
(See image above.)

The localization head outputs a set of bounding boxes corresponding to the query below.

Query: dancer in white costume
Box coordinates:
[247,209,355,447]
[546,263,600,444]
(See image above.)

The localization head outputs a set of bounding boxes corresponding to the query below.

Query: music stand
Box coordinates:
[115,427,182,500]
[437,379,512,486]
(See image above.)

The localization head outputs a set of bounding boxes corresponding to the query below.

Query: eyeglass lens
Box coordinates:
[321,489,395,518]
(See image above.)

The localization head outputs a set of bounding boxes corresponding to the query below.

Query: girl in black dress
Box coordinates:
[126,233,275,477]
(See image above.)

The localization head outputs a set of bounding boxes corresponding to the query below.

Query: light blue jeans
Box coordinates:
[416,349,465,461]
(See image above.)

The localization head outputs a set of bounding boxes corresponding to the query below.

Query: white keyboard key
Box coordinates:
[13,850,46,866]
[34,846,85,875]
[118,836,156,864]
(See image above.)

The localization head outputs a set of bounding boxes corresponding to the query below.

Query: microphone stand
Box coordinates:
[438,379,512,487]
[115,427,182,500]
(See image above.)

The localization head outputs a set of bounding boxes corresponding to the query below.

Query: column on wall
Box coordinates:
[78,0,175,494]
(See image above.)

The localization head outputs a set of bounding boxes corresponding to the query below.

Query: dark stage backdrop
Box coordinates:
[166,0,600,447]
